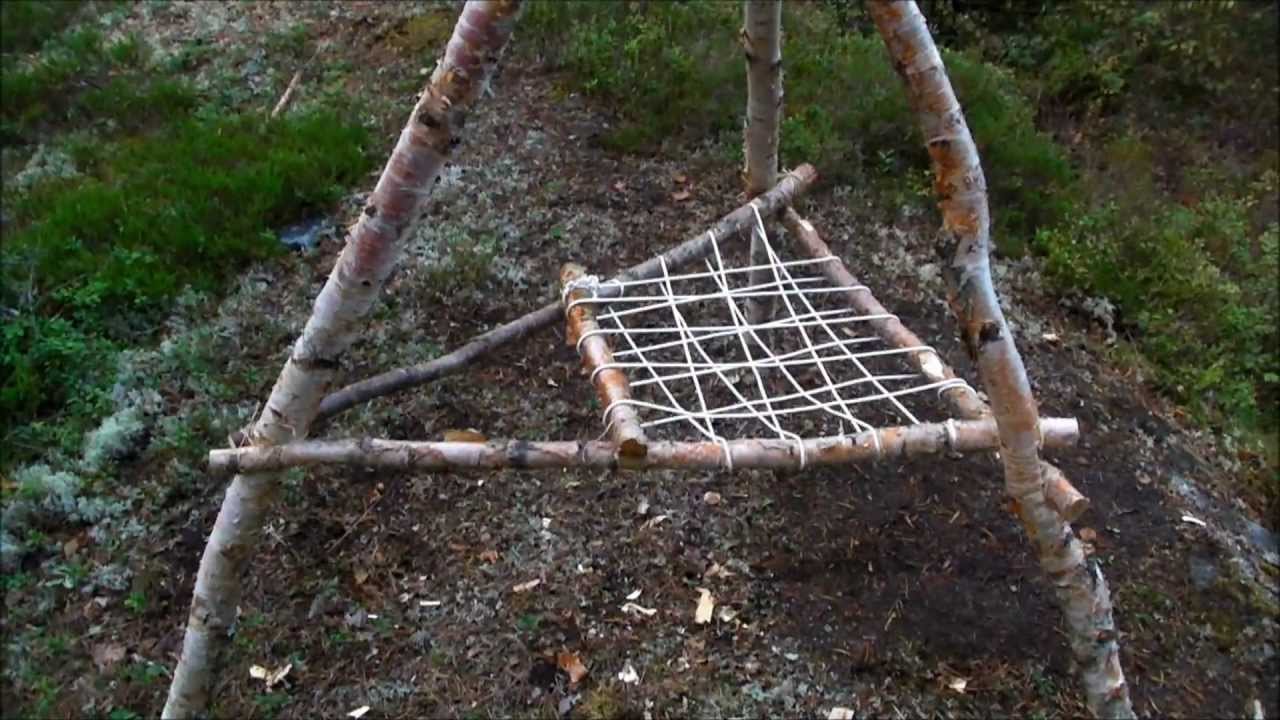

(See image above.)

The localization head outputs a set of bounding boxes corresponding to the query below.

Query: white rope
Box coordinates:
[574,220,974,449]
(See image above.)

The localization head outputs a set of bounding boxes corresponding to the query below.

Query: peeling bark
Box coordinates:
[784,208,1089,522]
[314,164,819,421]
[742,0,784,324]
[208,417,1079,475]
[162,3,523,717]
[866,2,1132,717]
[562,263,648,460]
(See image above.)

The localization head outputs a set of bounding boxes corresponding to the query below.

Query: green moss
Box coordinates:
[390,12,458,58]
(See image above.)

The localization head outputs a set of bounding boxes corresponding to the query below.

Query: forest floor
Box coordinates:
[2,3,1277,719]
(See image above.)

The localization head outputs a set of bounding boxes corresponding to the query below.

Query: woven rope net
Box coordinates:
[565,208,972,455]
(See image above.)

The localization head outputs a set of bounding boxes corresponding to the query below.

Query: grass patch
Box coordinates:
[1,109,372,459]
[0,0,87,55]
[0,19,188,144]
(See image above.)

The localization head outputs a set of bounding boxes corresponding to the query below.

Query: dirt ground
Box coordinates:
[5,3,1277,718]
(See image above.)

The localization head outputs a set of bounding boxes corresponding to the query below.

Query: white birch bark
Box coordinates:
[207,417,1080,474]
[742,0,784,324]
[161,3,523,717]
[866,2,1133,717]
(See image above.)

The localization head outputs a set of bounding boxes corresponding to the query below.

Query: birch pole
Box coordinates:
[865,2,1133,717]
[742,0,783,324]
[207,417,1080,475]
[162,3,523,717]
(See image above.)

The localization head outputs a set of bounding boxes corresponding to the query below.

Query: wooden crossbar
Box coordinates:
[207,417,1078,475]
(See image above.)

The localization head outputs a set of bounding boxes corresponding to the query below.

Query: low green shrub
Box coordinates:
[1036,192,1278,434]
[523,1,1070,250]
[1,111,372,454]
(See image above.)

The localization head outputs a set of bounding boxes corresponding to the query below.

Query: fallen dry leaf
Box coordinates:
[92,642,126,673]
[643,514,669,529]
[353,568,369,585]
[694,588,715,624]
[829,708,856,720]
[621,602,658,617]
[443,429,487,443]
[947,676,968,694]
[702,491,722,506]
[704,562,735,579]
[673,172,688,184]
[1079,527,1097,542]
[267,663,292,688]
[556,652,589,685]
[512,578,542,593]
[478,549,500,564]
[671,190,691,202]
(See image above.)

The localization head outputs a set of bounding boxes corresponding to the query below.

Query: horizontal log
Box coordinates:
[314,164,819,421]
[784,209,1091,522]
[209,417,1078,475]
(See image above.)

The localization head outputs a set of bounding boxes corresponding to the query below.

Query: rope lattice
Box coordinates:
[565,205,970,460]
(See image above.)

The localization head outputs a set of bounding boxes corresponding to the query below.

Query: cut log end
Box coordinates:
[618,437,649,460]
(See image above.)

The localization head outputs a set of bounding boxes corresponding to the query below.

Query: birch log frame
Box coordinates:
[162,2,524,717]
[867,2,1133,717]
[314,164,819,421]
[208,417,1079,475]
[562,263,648,460]
[742,0,784,324]
[783,208,1090,523]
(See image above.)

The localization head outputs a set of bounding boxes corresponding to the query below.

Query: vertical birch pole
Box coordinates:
[742,0,783,324]
[161,3,523,717]
[865,2,1134,717]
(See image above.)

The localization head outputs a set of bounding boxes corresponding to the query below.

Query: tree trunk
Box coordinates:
[865,2,1133,717]
[208,417,1079,475]
[161,3,523,717]
[742,0,783,324]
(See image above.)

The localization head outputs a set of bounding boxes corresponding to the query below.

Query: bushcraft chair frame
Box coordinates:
[163,2,1135,718]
